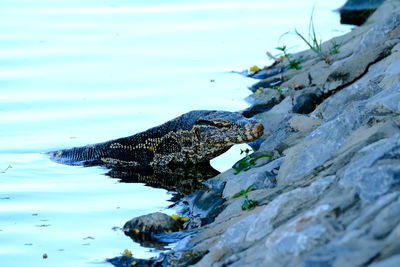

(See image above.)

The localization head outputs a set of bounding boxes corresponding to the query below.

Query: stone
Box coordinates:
[256,96,295,152]
[340,134,400,202]
[123,212,181,236]
[339,0,384,26]
[292,92,321,114]
[366,83,400,114]
[278,101,371,185]
[118,2,400,266]
[222,158,283,199]
[370,255,400,267]
[242,89,284,117]
[288,115,322,132]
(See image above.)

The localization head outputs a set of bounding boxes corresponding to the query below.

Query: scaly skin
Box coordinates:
[49,110,264,168]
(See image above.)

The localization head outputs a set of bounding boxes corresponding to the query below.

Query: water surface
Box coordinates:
[0,1,351,266]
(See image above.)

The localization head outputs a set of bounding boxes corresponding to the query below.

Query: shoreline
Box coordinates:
[110,1,400,266]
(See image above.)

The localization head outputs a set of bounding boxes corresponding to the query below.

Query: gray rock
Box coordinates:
[323,40,394,92]
[288,115,322,132]
[340,134,400,202]
[370,255,400,267]
[278,102,371,185]
[138,2,400,266]
[245,176,335,243]
[223,158,283,199]
[314,76,384,121]
[256,96,295,152]
[367,83,400,114]
[358,9,400,52]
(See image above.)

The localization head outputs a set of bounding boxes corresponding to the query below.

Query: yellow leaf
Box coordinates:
[170,214,180,221]
[171,214,190,223]
[255,87,264,93]
[123,249,132,256]
[249,65,260,72]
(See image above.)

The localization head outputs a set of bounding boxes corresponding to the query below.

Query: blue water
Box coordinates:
[0,1,351,266]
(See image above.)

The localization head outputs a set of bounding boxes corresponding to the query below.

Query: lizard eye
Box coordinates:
[196,119,230,128]
[211,119,230,128]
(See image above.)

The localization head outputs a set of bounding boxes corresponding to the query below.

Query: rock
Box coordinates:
[123,212,182,248]
[292,92,321,114]
[223,157,283,199]
[339,0,384,26]
[288,115,322,132]
[255,96,294,152]
[179,185,225,228]
[107,255,153,267]
[242,88,284,117]
[114,1,400,266]
[250,76,285,92]
[340,134,400,202]
[124,212,181,235]
[370,255,400,267]
[323,40,395,92]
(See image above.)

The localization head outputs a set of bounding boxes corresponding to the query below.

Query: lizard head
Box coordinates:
[193,111,264,144]
[178,110,264,163]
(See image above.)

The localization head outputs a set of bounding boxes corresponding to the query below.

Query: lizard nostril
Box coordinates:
[252,123,264,137]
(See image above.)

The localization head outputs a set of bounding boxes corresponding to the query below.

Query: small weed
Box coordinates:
[241,196,259,211]
[233,154,272,174]
[233,185,259,210]
[233,184,254,199]
[295,10,331,64]
[329,40,341,55]
[276,45,302,70]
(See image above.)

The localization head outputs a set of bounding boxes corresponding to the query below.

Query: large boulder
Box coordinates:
[339,0,385,26]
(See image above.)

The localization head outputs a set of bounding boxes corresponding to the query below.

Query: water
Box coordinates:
[0,0,351,266]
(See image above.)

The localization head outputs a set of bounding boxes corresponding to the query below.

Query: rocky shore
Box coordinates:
[110,1,400,266]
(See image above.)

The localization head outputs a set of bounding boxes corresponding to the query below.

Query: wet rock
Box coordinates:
[124,212,181,235]
[339,0,384,26]
[108,255,153,267]
[249,75,285,92]
[179,185,225,228]
[123,212,182,248]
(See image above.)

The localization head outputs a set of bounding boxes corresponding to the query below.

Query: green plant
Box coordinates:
[295,11,331,64]
[241,196,259,211]
[233,185,259,210]
[276,45,302,70]
[233,154,272,174]
[233,184,255,199]
[329,40,341,55]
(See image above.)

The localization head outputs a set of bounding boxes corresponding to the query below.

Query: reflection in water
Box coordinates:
[106,164,219,250]
[106,164,220,198]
